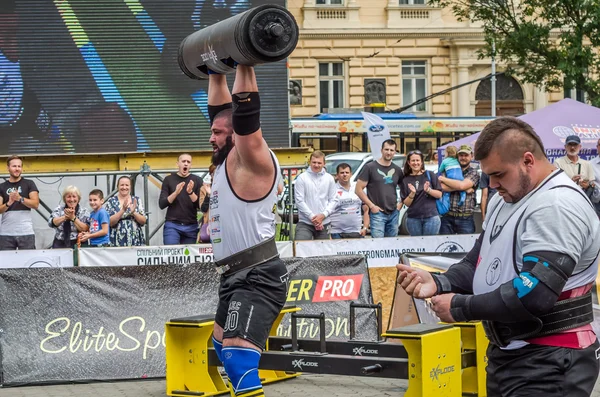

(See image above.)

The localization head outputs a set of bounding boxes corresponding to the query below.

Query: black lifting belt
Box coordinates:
[214,237,279,277]
[483,292,594,347]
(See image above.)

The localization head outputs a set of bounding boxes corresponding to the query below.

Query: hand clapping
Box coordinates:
[129,197,137,213]
[64,207,75,221]
[175,181,186,195]
[186,180,195,195]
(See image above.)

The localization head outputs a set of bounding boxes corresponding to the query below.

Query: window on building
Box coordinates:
[316,0,344,5]
[319,62,345,112]
[564,78,588,103]
[399,0,426,5]
[564,87,587,103]
[402,61,427,112]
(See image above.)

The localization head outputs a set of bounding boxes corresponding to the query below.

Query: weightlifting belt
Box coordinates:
[214,237,279,277]
[483,292,594,348]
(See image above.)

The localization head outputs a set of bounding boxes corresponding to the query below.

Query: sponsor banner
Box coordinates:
[0,249,74,268]
[79,242,293,267]
[279,255,375,342]
[546,147,598,163]
[0,255,371,385]
[295,236,477,332]
[295,235,478,267]
[291,118,491,134]
[362,112,391,160]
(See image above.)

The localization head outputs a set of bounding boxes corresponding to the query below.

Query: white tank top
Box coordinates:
[209,152,280,262]
[473,170,599,349]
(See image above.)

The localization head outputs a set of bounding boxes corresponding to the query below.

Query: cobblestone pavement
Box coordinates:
[0,375,406,397]
[1,374,600,397]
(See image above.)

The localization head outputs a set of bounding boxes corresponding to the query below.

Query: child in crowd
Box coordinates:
[79,189,111,247]
[436,145,465,215]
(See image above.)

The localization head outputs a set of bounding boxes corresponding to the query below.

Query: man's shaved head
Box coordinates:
[475,117,546,163]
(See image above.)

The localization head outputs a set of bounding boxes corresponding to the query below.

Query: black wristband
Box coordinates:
[450,294,472,322]
[432,273,452,295]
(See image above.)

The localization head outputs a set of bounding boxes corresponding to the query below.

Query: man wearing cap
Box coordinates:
[554,135,595,192]
[437,144,480,234]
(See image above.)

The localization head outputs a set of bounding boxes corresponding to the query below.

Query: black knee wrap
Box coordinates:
[232,92,260,136]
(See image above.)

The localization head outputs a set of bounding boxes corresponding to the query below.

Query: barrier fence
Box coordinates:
[0,255,373,385]
[2,235,599,393]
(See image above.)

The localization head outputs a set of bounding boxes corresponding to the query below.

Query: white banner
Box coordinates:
[0,249,74,268]
[295,235,478,268]
[361,112,391,160]
[79,242,294,267]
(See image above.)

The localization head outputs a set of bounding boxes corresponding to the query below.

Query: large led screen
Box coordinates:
[0,0,290,154]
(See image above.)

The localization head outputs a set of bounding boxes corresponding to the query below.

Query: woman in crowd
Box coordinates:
[105,176,146,246]
[429,150,439,165]
[198,164,215,243]
[48,186,90,248]
[400,150,443,236]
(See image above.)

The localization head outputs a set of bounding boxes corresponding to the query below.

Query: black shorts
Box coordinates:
[215,257,288,350]
[486,340,600,397]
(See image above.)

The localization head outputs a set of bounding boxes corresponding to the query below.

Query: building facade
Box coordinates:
[287,0,567,121]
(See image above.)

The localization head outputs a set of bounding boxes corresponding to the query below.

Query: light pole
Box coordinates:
[491,38,497,117]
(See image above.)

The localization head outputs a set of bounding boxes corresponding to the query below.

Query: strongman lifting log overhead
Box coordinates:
[178,5,298,397]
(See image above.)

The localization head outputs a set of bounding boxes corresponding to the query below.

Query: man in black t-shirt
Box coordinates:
[355,139,404,238]
[158,153,202,245]
[0,155,40,250]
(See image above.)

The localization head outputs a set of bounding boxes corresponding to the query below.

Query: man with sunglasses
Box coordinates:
[555,135,595,191]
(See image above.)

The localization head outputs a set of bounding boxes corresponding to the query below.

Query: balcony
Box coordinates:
[386,4,443,28]
[302,2,360,29]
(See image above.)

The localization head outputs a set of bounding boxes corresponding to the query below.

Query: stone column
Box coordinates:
[449,65,458,116]
[457,66,470,116]
[533,84,547,111]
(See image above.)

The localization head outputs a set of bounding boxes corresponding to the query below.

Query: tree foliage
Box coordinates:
[429,0,600,105]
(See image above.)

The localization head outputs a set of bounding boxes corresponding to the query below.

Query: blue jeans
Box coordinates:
[439,215,475,235]
[369,210,399,238]
[406,216,441,236]
[163,221,199,245]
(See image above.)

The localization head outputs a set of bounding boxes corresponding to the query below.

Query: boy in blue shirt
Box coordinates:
[436,145,466,215]
[79,189,110,247]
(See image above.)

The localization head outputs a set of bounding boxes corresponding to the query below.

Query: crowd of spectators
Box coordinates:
[1,136,599,250]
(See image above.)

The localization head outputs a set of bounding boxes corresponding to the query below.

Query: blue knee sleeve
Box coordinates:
[212,337,223,363]
[222,347,262,394]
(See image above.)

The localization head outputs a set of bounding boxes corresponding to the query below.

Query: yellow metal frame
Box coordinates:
[454,322,488,397]
[260,307,302,386]
[165,319,228,397]
[383,326,462,397]
[3,148,311,173]
[165,307,301,397]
